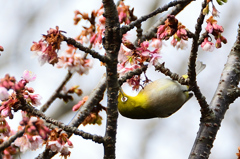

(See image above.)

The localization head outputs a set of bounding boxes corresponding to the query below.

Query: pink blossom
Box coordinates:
[176,28,188,40]
[140,41,149,49]
[176,39,188,50]
[171,38,178,47]
[48,140,73,156]
[0,98,18,119]
[48,141,62,152]
[212,23,223,33]
[117,1,131,24]
[1,108,11,118]
[30,135,43,150]
[14,135,31,152]
[30,40,47,52]
[150,38,162,49]
[98,15,106,26]
[119,12,127,23]
[212,5,219,17]
[72,96,88,111]
[137,41,151,58]
[57,52,93,75]
[0,87,9,100]
[127,75,141,91]
[201,38,214,52]
[31,26,65,66]
[118,64,141,77]
[205,22,213,34]
[28,94,42,106]
[149,51,161,66]
[118,43,132,63]
[22,70,36,82]
[14,135,43,152]
[157,25,166,39]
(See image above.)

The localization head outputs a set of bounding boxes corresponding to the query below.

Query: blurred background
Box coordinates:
[0,0,240,158]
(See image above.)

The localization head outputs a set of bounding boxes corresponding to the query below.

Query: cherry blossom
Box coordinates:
[0,87,9,101]
[201,37,214,52]
[22,70,36,82]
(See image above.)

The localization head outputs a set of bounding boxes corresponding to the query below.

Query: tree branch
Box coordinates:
[102,0,121,158]
[187,0,211,118]
[154,62,188,85]
[134,0,193,44]
[121,0,192,35]
[189,22,240,159]
[40,71,73,112]
[20,103,104,144]
[63,36,108,63]
[0,129,25,152]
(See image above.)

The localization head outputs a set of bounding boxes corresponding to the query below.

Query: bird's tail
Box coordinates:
[182,61,206,79]
[196,61,206,75]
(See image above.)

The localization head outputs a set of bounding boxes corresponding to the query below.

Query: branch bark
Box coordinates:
[102,0,121,158]
[189,23,240,159]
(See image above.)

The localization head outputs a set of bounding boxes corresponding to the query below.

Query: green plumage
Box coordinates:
[118,78,191,119]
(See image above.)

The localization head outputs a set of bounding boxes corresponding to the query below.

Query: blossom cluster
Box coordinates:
[157,15,188,50]
[0,70,76,158]
[201,16,227,51]
[0,71,40,119]
[31,26,65,66]
[117,38,162,90]
[0,71,53,159]
[0,117,18,159]
[14,112,50,153]
[46,128,73,158]
[56,45,93,75]
[73,2,136,48]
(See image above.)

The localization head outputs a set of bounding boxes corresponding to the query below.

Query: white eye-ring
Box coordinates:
[121,96,128,102]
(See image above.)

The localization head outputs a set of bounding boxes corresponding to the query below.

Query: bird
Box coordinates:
[118,61,206,119]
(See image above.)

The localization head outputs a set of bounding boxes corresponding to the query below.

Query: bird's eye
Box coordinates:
[121,96,128,102]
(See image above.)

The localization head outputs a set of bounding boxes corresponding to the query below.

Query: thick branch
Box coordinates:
[68,75,106,128]
[189,23,240,159]
[102,0,121,158]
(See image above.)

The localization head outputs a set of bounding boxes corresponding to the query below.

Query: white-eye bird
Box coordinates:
[118,61,206,119]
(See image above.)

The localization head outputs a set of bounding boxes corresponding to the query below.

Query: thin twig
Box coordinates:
[63,36,108,63]
[135,0,193,44]
[40,71,73,112]
[187,0,210,118]
[121,0,190,35]
[154,62,189,85]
